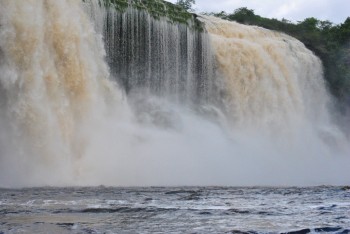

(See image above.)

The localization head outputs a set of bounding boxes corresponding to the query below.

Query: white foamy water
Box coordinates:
[0,0,349,187]
[199,16,330,132]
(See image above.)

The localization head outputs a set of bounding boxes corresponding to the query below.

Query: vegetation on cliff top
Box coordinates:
[89,0,202,30]
[208,8,350,111]
[175,0,195,12]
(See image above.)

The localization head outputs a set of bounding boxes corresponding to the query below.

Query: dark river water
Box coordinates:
[0,187,349,233]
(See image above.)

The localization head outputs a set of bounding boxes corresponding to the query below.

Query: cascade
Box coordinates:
[199,16,332,132]
[0,0,348,187]
[0,0,122,185]
[84,1,217,104]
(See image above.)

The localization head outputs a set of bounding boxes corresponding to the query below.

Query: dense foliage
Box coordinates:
[209,8,350,111]
[175,0,195,11]
[86,0,202,29]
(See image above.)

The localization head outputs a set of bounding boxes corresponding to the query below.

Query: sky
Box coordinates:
[166,0,350,24]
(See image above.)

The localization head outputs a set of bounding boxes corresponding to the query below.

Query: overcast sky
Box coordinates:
[166,0,349,24]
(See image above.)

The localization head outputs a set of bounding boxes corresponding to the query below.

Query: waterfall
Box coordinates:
[0,0,123,185]
[199,16,332,133]
[0,0,349,187]
[84,1,217,104]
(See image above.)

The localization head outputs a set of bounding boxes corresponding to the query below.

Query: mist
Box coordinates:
[0,0,349,188]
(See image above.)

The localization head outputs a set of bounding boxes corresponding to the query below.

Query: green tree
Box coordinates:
[318,20,333,31]
[298,17,319,31]
[338,17,350,43]
[175,0,195,11]
[227,7,257,24]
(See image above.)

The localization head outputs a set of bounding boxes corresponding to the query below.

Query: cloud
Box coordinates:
[271,0,329,22]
